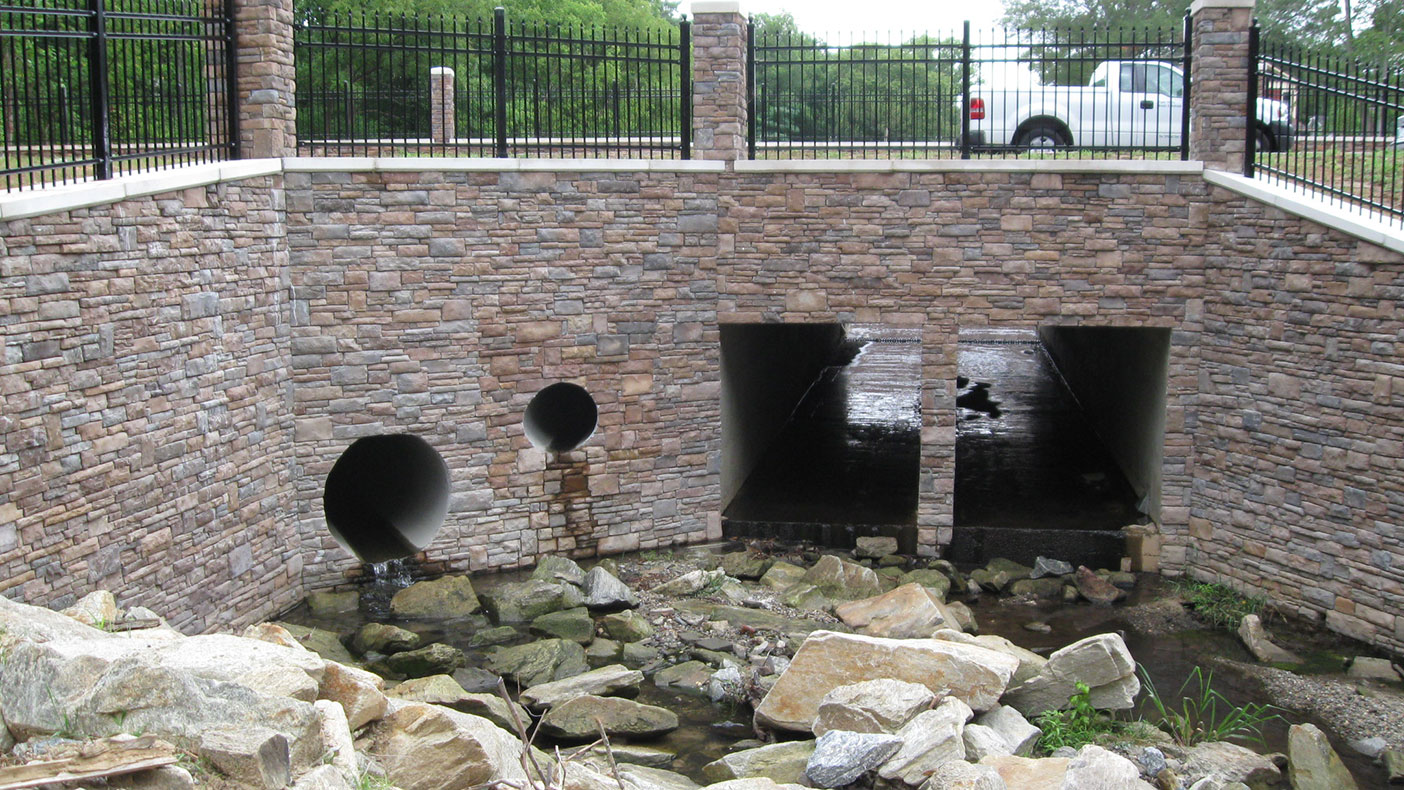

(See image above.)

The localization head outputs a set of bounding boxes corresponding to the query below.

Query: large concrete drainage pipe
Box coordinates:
[524,382,598,452]
[323,434,450,563]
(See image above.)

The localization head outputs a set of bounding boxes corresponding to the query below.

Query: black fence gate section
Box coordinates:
[294,8,690,159]
[1,0,237,191]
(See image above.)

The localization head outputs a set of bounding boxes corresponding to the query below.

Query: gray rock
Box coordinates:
[1140,746,1168,775]
[112,766,197,790]
[486,639,588,687]
[1237,615,1301,664]
[1030,557,1074,579]
[877,698,973,785]
[198,728,291,790]
[384,643,467,678]
[854,537,899,560]
[1181,740,1283,788]
[468,626,519,648]
[1001,633,1139,716]
[619,764,701,790]
[806,730,902,787]
[920,761,1007,790]
[653,568,725,596]
[813,678,936,735]
[530,607,595,644]
[1063,744,1153,788]
[585,638,622,661]
[481,580,578,624]
[1347,656,1401,681]
[622,640,660,667]
[721,551,774,580]
[803,555,883,600]
[353,623,421,655]
[452,667,502,693]
[974,705,1041,757]
[390,575,480,619]
[963,723,1014,761]
[532,555,586,587]
[760,562,808,591]
[1385,749,1404,783]
[368,702,527,790]
[539,695,679,740]
[709,665,746,703]
[386,675,528,731]
[601,609,655,642]
[654,660,712,695]
[291,764,353,790]
[703,741,816,784]
[583,566,638,610]
[520,664,644,710]
[1346,736,1387,759]
[1288,722,1358,790]
[900,569,952,601]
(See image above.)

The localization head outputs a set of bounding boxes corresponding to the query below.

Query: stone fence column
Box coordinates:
[690,1,748,161]
[1188,0,1254,172]
[232,0,297,158]
[430,67,456,144]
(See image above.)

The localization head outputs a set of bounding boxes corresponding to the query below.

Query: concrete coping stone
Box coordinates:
[733,159,1205,175]
[1189,0,1255,12]
[0,159,282,221]
[1203,169,1404,255]
[282,157,727,174]
[690,1,743,15]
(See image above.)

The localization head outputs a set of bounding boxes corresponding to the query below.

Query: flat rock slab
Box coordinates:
[519,664,643,711]
[539,695,678,740]
[753,631,1019,733]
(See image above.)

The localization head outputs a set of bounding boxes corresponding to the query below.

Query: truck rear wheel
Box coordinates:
[1016,123,1070,151]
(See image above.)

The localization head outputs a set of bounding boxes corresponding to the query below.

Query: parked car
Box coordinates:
[966,60,1295,152]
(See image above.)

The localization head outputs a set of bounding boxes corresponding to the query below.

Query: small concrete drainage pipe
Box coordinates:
[524,382,598,452]
[323,434,450,564]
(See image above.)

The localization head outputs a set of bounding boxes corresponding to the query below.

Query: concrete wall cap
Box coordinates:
[429,66,455,76]
[280,157,725,174]
[0,159,281,221]
[1189,0,1255,13]
[734,159,1204,175]
[1203,169,1404,255]
[691,1,743,15]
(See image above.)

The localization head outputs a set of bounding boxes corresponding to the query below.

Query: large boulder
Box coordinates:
[876,698,973,785]
[583,566,637,610]
[486,639,589,687]
[1180,740,1283,788]
[855,537,899,560]
[482,581,581,624]
[1063,744,1154,788]
[1000,633,1138,716]
[653,569,725,597]
[803,556,883,601]
[319,660,389,730]
[539,695,679,740]
[533,555,586,587]
[390,575,481,619]
[387,675,528,731]
[901,569,952,601]
[531,608,595,644]
[353,623,421,655]
[922,761,1008,790]
[720,551,774,580]
[1073,567,1126,604]
[974,705,1040,757]
[199,728,292,790]
[834,583,959,638]
[520,664,644,711]
[1288,723,1358,790]
[600,610,655,642]
[760,563,807,591]
[753,631,1019,733]
[369,703,527,790]
[812,678,936,735]
[934,630,1046,686]
[384,643,467,678]
[963,724,1014,761]
[703,741,816,784]
[806,731,901,788]
[978,755,1068,789]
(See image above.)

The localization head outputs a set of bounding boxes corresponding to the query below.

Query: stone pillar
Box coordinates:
[233,0,297,158]
[430,67,456,145]
[1188,0,1254,172]
[690,1,748,161]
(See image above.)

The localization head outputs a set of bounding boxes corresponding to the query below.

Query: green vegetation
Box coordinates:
[1035,682,1122,753]
[1139,666,1279,745]
[355,771,394,790]
[1175,579,1264,630]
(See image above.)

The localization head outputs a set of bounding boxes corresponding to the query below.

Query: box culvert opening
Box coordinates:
[524,382,598,452]
[323,434,450,564]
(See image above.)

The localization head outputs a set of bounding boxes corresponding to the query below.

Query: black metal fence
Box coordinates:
[748,19,1189,160]
[1,0,236,191]
[294,9,690,159]
[1250,27,1403,227]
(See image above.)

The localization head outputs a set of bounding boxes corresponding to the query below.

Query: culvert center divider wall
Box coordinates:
[1,159,1402,654]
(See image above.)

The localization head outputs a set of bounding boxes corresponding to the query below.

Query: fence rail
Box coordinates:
[748,20,1189,160]
[294,9,689,160]
[1249,27,1403,228]
[1,0,236,191]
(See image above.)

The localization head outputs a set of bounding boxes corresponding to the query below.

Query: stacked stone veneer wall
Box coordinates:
[1193,184,1404,648]
[2,164,1402,652]
[0,175,301,633]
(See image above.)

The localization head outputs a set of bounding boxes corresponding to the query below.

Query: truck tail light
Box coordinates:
[969,98,986,120]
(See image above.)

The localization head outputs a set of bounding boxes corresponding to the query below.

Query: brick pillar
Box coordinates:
[430,67,456,144]
[233,0,296,158]
[690,1,748,161]
[1188,0,1254,172]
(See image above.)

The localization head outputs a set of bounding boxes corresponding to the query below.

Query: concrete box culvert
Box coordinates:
[322,434,450,564]
[524,382,598,452]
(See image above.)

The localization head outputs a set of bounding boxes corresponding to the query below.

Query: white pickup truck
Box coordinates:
[966,60,1294,152]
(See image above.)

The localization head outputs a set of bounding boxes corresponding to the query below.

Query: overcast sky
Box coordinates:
[707,0,1009,39]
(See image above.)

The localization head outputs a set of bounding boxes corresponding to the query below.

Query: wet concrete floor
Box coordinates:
[723,325,921,540]
[952,328,1143,565]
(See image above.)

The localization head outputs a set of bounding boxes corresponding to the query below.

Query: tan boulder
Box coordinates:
[369,702,527,790]
[813,678,936,735]
[387,674,527,731]
[1001,633,1138,716]
[834,583,959,638]
[876,697,972,785]
[754,631,1019,733]
[934,630,1047,685]
[1289,723,1358,790]
[319,660,387,730]
[61,591,121,629]
[979,755,1069,790]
